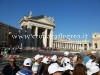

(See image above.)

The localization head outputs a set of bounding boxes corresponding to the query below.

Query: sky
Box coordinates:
[0,0,100,41]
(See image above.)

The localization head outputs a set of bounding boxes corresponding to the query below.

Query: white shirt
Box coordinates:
[32,62,39,73]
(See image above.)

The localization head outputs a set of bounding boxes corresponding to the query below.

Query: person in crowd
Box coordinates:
[86,55,100,75]
[16,58,33,75]
[61,51,70,67]
[48,63,66,75]
[2,56,20,75]
[83,50,92,65]
[86,55,97,69]
[62,58,74,75]
[62,70,73,75]
[73,64,87,75]
[72,53,83,66]
[39,57,49,75]
[32,54,43,75]
[50,55,58,64]
[64,57,74,70]
[41,57,50,75]
[87,64,100,75]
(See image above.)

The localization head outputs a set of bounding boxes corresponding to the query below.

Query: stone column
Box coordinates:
[77,44,78,50]
[60,42,61,49]
[87,43,89,50]
[65,43,66,49]
[82,44,84,50]
[43,28,47,47]
[54,42,55,48]
[69,43,71,50]
[68,43,70,49]
[49,29,53,48]
[61,43,63,48]
[70,43,72,50]
[27,25,32,47]
[73,44,75,50]
[63,43,64,48]
[65,43,67,49]
[56,42,57,48]
[78,44,79,50]
[64,43,65,48]
[21,26,26,47]
[66,43,68,49]
[59,42,60,48]
[35,27,38,47]
[71,44,73,50]
[73,44,74,50]
[68,43,69,49]
[76,44,77,50]
[74,44,76,50]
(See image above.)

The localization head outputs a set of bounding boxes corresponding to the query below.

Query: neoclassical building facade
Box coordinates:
[92,32,100,50]
[19,12,99,51]
[53,38,90,50]
[19,13,55,48]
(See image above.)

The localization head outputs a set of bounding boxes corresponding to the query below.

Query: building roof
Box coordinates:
[20,15,55,27]
[0,22,18,30]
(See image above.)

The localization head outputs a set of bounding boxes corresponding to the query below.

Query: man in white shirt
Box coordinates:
[32,54,43,75]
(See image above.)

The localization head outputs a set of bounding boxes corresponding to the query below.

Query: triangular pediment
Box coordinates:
[33,16,55,26]
[20,15,55,27]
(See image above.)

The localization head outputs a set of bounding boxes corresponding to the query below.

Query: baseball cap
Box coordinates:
[23,58,32,66]
[65,64,74,70]
[34,54,43,60]
[50,55,57,62]
[48,63,66,74]
[41,57,49,64]
[64,58,70,63]
[64,51,70,56]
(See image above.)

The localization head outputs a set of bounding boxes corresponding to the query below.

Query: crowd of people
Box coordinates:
[1,50,100,75]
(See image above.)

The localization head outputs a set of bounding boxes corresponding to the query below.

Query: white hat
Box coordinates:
[87,65,100,75]
[41,57,49,64]
[48,63,66,74]
[34,54,43,60]
[65,64,74,70]
[64,51,70,56]
[50,55,57,62]
[23,58,32,66]
[64,58,70,63]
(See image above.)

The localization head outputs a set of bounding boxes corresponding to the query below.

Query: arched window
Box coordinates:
[95,43,98,48]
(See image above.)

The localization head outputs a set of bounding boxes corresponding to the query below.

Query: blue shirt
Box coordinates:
[83,55,90,65]
[16,68,32,75]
